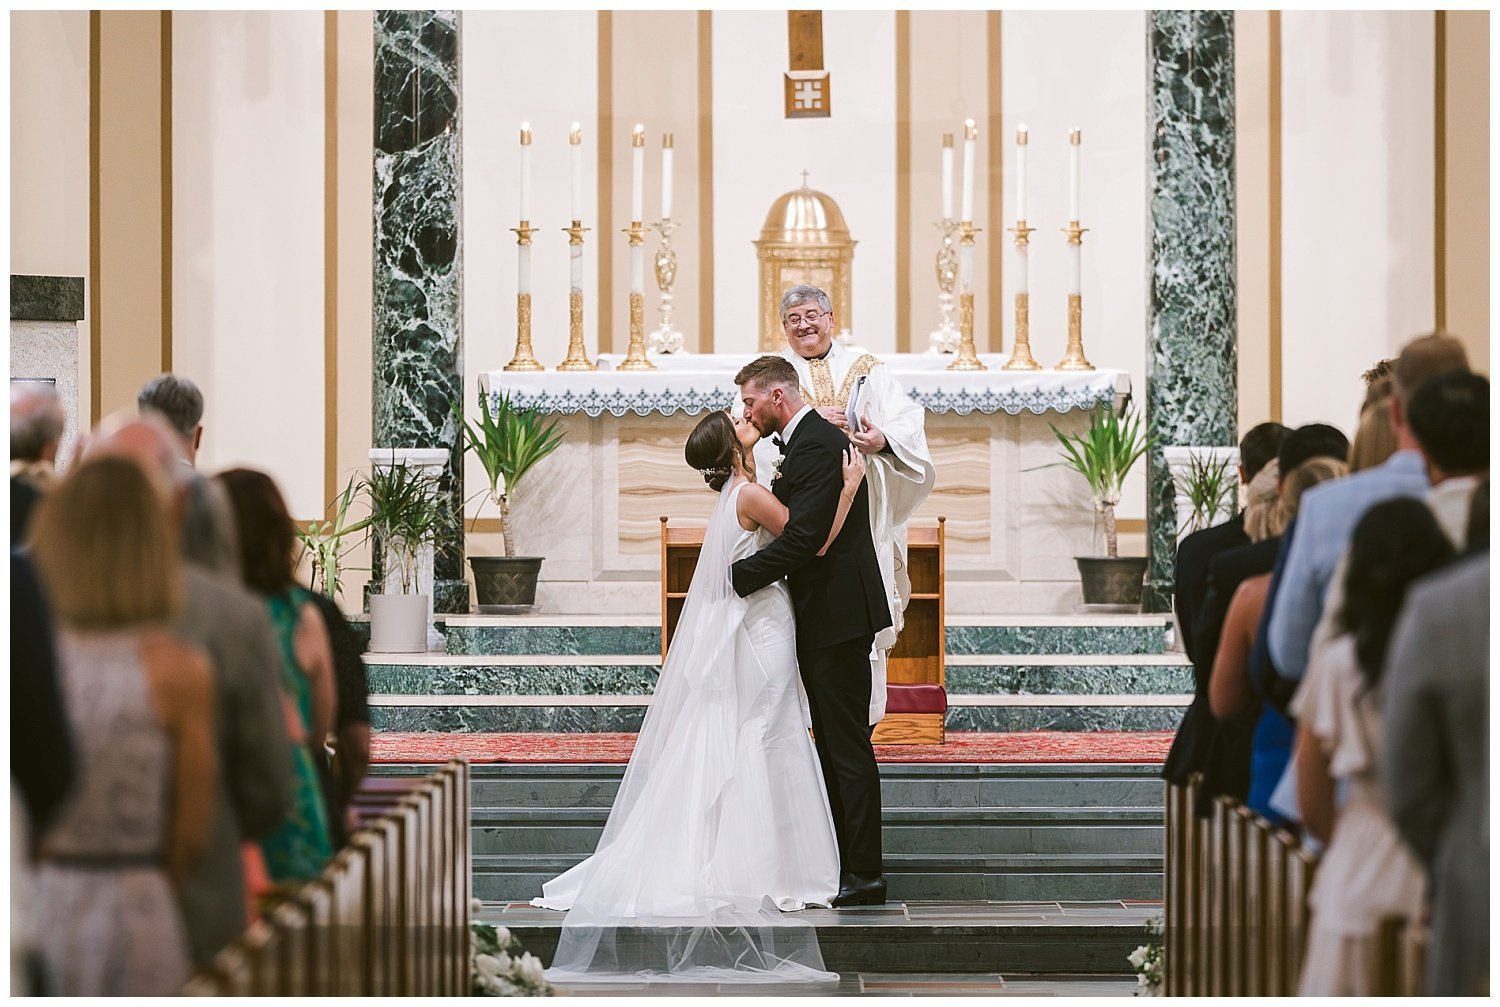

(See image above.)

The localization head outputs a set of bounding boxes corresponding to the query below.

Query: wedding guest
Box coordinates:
[84,417,293,966]
[1292,499,1454,995]
[1464,478,1487,552]
[1406,369,1488,547]
[10,551,75,840]
[137,373,205,468]
[10,383,65,542]
[1383,549,1489,996]
[217,468,336,886]
[28,456,215,995]
[304,589,371,848]
[1347,397,1396,473]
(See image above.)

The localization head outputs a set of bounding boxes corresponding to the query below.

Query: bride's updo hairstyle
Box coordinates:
[685,411,740,491]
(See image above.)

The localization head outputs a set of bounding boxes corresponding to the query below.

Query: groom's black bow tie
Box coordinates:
[771,434,786,453]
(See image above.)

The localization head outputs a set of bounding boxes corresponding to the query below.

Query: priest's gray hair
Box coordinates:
[779,284,832,321]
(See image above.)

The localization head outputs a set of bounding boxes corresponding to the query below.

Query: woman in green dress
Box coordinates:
[217,468,335,884]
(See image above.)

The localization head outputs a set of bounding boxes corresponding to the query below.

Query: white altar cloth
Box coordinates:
[482,352,1130,418]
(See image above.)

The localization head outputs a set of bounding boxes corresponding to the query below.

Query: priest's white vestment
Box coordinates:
[748,341,937,724]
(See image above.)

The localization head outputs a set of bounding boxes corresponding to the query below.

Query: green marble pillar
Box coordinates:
[372,11,468,613]
[1146,11,1238,612]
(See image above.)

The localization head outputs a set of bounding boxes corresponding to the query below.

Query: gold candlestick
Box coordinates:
[616,221,656,371]
[1057,221,1095,371]
[649,218,685,354]
[504,222,543,371]
[557,220,596,372]
[1003,220,1040,371]
[928,218,960,353]
[947,220,987,371]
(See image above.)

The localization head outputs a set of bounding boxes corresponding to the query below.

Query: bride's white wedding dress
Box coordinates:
[532,477,840,983]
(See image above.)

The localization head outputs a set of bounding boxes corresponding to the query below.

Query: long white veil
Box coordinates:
[542,477,837,985]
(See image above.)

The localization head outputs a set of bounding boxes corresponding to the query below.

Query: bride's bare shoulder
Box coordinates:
[736,482,786,534]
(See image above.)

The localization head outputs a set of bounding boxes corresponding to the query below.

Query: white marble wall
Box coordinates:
[10,320,82,469]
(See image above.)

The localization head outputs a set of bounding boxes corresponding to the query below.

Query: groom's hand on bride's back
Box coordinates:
[730,439,843,597]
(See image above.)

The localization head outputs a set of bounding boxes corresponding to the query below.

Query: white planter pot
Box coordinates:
[369,592,431,654]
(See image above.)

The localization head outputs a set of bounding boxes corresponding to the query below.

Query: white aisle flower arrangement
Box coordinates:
[471,905,554,997]
[1127,916,1164,996]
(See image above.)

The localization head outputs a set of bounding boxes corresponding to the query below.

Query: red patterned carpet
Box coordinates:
[371,731,1172,765]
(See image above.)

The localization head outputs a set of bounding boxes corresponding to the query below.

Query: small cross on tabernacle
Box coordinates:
[800,169,810,188]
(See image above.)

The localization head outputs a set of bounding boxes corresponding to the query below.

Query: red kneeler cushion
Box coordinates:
[884,683,947,715]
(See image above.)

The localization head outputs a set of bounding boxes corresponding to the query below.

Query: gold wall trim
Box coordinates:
[894,11,911,353]
[159,12,173,372]
[89,11,102,425]
[697,11,714,353]
[597,11,614,355]
[1268,11,1283,423]
[324,11,339,509]
[1434,10,1447,332]
[1117,518,1146,535]
[987,11,1003,352]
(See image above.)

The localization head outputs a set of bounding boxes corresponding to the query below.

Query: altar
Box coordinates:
[481,352,1130,616]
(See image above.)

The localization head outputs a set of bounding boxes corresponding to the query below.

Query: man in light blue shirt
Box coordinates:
[1268,334,1470,684]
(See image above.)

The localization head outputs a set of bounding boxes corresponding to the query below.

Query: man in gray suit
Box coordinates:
[1383,551,1489,996]
[86,415,292,968]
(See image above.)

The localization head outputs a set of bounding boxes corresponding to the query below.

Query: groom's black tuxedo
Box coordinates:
[730,407,889,878]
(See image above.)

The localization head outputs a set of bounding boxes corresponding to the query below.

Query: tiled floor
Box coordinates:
[483,900,1156,997]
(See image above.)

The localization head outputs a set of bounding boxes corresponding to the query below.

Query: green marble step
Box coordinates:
[362,657,660,696]
[943,657,1192,695]
[472,805,1163,857]
[370,762,1167,812]
[367,695,1188,733]
[442,618,659,656]
[946,617,1171,657]
[473,851,1163,904]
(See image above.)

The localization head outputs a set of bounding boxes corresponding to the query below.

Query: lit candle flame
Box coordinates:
[570,122,582,145]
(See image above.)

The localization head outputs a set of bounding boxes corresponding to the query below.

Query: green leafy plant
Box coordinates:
[454,390,566,558]
[1049,404,1156,558]
[296,476,369,599]
[360,455,444,595]
[1175,452,1238,536]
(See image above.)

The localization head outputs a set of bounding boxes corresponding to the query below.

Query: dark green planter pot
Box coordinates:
[1075,556,1149,609]
[469,556,544,613]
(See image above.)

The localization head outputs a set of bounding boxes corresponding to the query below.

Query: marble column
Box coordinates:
[1145,11,1238,612]
[373,11,469,614]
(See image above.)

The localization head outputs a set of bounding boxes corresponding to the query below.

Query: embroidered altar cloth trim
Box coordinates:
[482,353,1130,418]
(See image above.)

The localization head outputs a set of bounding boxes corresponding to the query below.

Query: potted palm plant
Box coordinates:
[1050,403,1157,607]
[455,388,566,611]
[361,456,444,652]
[296,475,368,600]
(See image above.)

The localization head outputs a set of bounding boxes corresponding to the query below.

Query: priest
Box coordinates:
[751,283,937,724]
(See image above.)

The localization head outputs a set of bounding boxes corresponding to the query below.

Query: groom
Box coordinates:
[730,354,892,908]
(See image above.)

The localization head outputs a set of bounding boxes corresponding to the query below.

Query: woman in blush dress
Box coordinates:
[1292,498,1454,995]
[534,410,864,984]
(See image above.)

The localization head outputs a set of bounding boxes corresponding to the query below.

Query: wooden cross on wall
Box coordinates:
[784,10,830,118]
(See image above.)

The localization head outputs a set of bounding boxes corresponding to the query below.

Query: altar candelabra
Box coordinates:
[556,219,596,371]
[504,222,543,371]
[648,218,684,354]
[927,218,960,354]
[616,126,656,371]
[1002,219,1040,371]
[1057,127,1094,371]
[948,120,987,372]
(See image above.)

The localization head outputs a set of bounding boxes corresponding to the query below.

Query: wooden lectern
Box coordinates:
[659,516,947,745]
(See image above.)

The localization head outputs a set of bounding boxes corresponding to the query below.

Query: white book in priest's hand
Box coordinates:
[845,374,870,434]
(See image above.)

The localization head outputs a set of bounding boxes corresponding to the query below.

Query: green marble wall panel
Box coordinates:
[945,624,1169,656]
[944,663,1193,695]
[372,11,469,613]
[370,705,647,733]
[364,662,660,695]
[444,624,661,656]
[1146,11,1238,611]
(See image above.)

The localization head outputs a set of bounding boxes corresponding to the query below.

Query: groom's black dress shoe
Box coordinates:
[831,873,888,908]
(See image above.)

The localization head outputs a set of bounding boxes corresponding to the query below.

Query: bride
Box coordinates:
[532,409,864,983]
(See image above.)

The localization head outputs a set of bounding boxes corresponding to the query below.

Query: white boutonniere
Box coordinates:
[771,455,784,483]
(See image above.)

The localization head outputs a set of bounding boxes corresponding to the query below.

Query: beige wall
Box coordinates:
[1234,11,1274,431]
[1443,10,1489,371]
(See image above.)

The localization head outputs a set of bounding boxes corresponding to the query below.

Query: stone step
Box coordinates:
[369,762,1167,812]
[472,805,1163,856]
[376,614,1173,658]
[473,852,1163,904]
[362,653,1192,697]
[483,900,1158,976]
[367,695,1188,733]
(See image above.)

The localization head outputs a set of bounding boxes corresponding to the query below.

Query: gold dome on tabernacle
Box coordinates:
[758,178,852,245]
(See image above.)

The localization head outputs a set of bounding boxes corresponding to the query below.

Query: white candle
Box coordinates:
[940,133,954,220]
[569,122,583,221]
[518,242,531,295]
[630,123,645,222]
[519,122,532,221]
[1015,124,1028,222]
[661,133,674,220]
[960,118,977,222]
[1068,126,1081,222]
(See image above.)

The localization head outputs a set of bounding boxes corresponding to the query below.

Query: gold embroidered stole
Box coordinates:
[800,353,881,408]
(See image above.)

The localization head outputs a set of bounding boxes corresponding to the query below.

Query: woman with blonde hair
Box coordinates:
[28,455,215,995]
[1348,398,1397,473]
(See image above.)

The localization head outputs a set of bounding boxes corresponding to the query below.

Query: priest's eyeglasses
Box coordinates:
[783,310,826,327]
